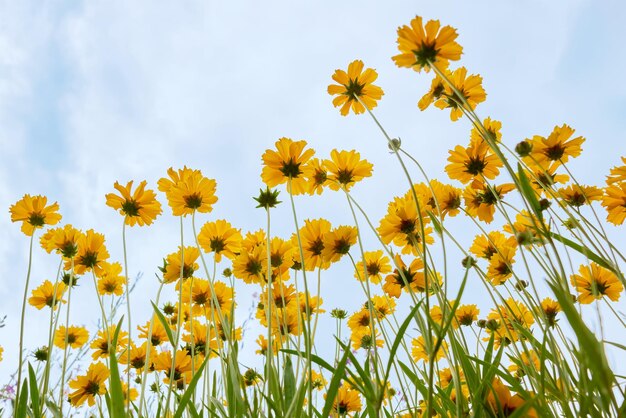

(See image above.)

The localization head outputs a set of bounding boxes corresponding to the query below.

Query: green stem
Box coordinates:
[16,233,35,407]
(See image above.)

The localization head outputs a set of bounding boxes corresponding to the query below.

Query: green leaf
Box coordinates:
[28,363,42,418]
[283,356,296,411]
[152,302,176,347]
[15,378,29,418]
[108,316,127,418]
[548,232,617,274]
[174,355,209,418]
[517,163,543,222]
[321,344,351,418]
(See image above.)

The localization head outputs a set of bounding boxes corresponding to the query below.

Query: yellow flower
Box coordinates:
[232,244,268,285]
[455,304,479,327]
[525,162,569,197]
[0,346,3,362]
[539,297,560,326]
[10,194,62,236]
[367,295,396,319]
[486,245,516,285]
[161,246,200,284]
[182,279,234,317]
[433,67,486,121]
[350,327,384,350]
[321,225,358,263]
[327,60,384,116]
[268,236,297,279]
[255,334,284,356]
[429,179,463,218]
[96,261,126,296]
[302,158,329,195]
[292,218,332,271]
[570,263,623,304]
[469,231,517,260]
[40,224,83,258]
[137,316,169,346]
[527,124,585,167]
[382,255,426,298]
[28,280,66,310]
[54,326,89,349]
[323,149,373,191]
[153,349,193,387]
[347,309,371,332]
[161,169,218,216]
[392,16,462,72]
[503,210,546,246]
[90,325,129,360]
[602,182,626,225]
[463,183,515,224]
[470,117,502,146]
[353,250,391,284]
[557,184,603,207]
[105,180,162,226]
[508,350,541,378]
[261,137,315,195]
[418,73,445,110]
[197,219,242,262]
[69,229,110,276]
[411,335,447,362]
[68,362,109,407]
[328,382,362,415]
[606,157,626,185]
[120,342,152,372]
[309,370,327,391]
[378,193,434,255]
[445,140,502,187]
[487,298,534,345]
[486,378,538,418]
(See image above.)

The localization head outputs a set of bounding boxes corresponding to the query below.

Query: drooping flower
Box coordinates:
[570,263,623,304]
[54,326,89,349]
[105,180,162,226]
[261,137,316,195]
[539,297,560,326]
[10,194,62,236]
[327,60,384,116]
[392,16,463,72]
[323,149,373,191]
[28,280,66,310]
[68,362,109,407]
[197,219,242,262]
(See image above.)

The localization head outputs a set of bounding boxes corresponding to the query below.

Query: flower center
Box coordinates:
[121,200,141,217]
[184,193,203,209]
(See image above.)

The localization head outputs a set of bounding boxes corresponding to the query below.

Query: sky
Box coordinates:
[1,0,626,401]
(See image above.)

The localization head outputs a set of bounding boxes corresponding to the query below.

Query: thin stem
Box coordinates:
[16,233,35,406]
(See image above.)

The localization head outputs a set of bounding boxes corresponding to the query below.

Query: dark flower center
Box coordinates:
[308,239,324,256]
[184,193,203,209]
[366,263,380,276]
[314,170,327,185]
[85,381,100,395]
[80,251,99,268]
[121,200,140,217]
[210,238,226,253]
[280,158,302,178]
[28,212,46,227]
[465,156,486,175]
[412,42,439,67]
[246,259,263,276]
[544,145,565,161]
[336,169,354,185]
[399,219,416,235]
[333,239,351,255]
[344,78,364,99]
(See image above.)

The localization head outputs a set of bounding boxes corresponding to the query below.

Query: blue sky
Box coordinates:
[1,0,625,398]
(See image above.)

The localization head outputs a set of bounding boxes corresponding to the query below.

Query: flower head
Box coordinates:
[54,326,89,349]
[161,169,218,216]
[105,180,162,226]
[70,229,110,276]
[261,137,315,195]
[161,246,200,284]
[96,261,126,296]
[40,224,83,258]
[392,16,462,72]
[198,219,242,262]
[570,263,623,304]
[10,194,62,236]
[323,149,373,191]
[527,124,585,168]
[68,362,109,407]
[28,280,66,310]
[602,182,626,225]
[431,67,486,121]
[328,60,384,116]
